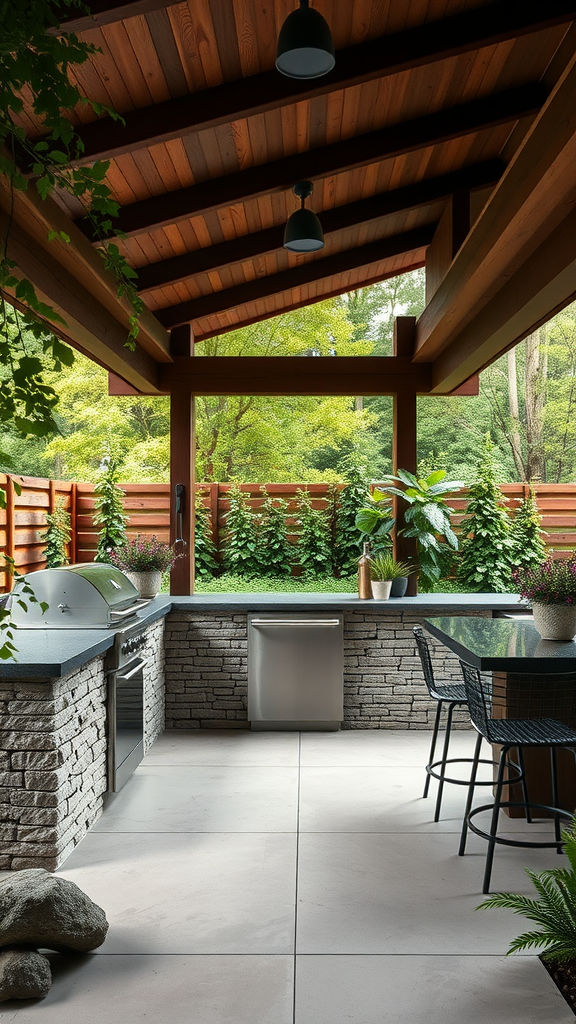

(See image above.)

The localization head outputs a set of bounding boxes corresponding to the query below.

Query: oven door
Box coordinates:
[107,657,146,793]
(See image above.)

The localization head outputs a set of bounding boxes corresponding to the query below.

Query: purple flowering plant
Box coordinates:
[513,554,576,606]
[110,535,178,573]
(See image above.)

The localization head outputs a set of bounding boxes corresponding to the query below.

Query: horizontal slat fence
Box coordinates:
[1,476,576,591]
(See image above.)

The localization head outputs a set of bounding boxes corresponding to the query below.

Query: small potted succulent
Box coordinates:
[110,535,178,598]
[513,553,576,641]
[370,552,413,601]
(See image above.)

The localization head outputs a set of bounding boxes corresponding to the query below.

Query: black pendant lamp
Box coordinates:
[284,181,324,253]
[276,0,335,80]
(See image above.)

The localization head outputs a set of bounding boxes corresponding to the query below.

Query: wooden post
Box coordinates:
[5,476,15,591]
[70,482,77,564]
[392,317,418,595]
[169,325,195,595]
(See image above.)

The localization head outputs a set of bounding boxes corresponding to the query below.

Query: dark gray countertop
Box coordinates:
[0,592,523,679]
[424,616,576,672]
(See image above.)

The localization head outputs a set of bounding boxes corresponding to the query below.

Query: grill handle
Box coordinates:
[110,599,151,621]
[116,657,148,680]
[250,618,341,628]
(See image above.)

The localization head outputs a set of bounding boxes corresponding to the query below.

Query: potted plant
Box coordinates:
[369,552,413,600]
[513,553,576,641]
[110,535,178,598]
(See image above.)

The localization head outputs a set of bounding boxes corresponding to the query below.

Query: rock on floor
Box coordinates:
[0,869,109,952]
[0,949,51,1002]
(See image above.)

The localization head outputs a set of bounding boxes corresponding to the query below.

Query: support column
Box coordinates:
[169,326,195,595]
[392,317,418,595]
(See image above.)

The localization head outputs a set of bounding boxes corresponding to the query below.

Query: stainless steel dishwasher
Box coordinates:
[248,612,343,730]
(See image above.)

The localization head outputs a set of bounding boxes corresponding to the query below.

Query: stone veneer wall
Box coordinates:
[164,609,490,730]
[0,618,166,871]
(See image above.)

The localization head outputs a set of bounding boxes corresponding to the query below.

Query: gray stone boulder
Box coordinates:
[0,869,108,952]
[0,949,51,1002]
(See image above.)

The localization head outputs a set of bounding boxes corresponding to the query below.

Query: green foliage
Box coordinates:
[377,469,463,591]
[221,487,261,576]
[194,497,219,578]
[93,456,128,562]
[369,553,412,581]
[510,490,547,572]
[332,461,370,575]
[43,497,71,567]
[355,488,395,550]
[477,824,576,964]
[0,559,48,660]
[194,573,357,594]
[458,435,515,593]
[294,489,332,576]
[255,487,292,577]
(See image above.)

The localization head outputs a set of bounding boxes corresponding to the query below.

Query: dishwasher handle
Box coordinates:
[250,618,341,628]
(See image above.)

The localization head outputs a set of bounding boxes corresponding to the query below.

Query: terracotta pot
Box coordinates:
[123,569,162,599]
[371,580,392,600]
[532,602,576,641]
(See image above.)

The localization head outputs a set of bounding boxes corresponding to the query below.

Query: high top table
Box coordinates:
[424,615,576,815]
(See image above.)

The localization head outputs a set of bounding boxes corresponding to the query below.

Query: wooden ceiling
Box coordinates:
[9,0,573,344]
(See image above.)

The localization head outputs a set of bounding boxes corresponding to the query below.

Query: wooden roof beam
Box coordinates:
[68,0,575,163]
[160,356,432,396]
[154,225,436,329]
[81,87,543,240]
[51,1,176,34]
[415,52,576,365]
[136,161,503,294]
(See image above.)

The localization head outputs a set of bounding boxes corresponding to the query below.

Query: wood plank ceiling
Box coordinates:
[16,0,576,345]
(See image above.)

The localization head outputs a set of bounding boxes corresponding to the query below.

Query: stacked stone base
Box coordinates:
[164,609,489,730]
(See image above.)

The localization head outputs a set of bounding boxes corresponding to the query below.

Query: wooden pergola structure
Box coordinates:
[3,0,576,592]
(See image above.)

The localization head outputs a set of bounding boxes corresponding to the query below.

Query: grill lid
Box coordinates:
[9,564,144,628]
[63,563,138,611]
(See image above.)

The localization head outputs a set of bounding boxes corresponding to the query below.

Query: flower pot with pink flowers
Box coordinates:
[514,554,576,641]
[110,536,178,598]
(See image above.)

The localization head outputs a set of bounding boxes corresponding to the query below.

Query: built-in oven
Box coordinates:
[106,628,148,792]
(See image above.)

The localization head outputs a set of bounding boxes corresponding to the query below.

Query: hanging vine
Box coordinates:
[0,0,142,499]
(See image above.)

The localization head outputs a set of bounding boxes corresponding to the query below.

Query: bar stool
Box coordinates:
[413,626,501,821]
[458,659,576,894]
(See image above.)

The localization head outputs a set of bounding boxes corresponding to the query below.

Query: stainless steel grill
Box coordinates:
[9,564,150,628]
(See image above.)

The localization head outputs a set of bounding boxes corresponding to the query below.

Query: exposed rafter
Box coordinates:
[52,0,176,34]
[136,161,503,294]
[79,87,543,240]
[154,226,435,328]
[68,0,575,163]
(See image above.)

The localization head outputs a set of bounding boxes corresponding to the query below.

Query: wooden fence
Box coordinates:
[1,475,576,591]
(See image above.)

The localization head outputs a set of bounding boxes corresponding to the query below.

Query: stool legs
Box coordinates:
[434,702,456,822]
[424,701,443,799]
[483,744,510,894]
[458,730,483,857]
[516,746,531,824]
[550,746,562,850]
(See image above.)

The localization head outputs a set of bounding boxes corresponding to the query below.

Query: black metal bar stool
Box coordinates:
[458,659,576,894]
[413,626,505,821]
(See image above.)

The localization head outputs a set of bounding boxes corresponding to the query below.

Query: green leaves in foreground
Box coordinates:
[477,824,576,964]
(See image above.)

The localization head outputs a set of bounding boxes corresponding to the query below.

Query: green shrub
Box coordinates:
[255,487,292,577]
[458,435,515,592]
[294,488,332,576]
[93,456,128,562]
[194,496,219,578]
[43,497,71,568]
[194,573,357,594]
[221,486,261,576]
[332,462,370,575]
[510,489,547,572]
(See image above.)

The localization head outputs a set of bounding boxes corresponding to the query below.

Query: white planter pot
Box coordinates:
[532,602,576,641]
[371,580,392,600]
[124,570,162,599]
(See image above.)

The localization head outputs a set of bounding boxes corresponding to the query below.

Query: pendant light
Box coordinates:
[283,181,324,253]
[276,0,335,80]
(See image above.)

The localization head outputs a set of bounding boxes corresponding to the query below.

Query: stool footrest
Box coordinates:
[467,801,575,850]
[426,757,521,789]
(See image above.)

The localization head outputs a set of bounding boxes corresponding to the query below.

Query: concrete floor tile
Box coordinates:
[59,831,297,954]
[92,765,298,832]
[300,728,478,767]
[296,831,566,955]
[144,729,300,766]
[3,955,293,1024]
[294,954,573,1024]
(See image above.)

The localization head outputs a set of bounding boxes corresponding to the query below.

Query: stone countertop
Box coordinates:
[424,615,576,671]
[0,592,523,679]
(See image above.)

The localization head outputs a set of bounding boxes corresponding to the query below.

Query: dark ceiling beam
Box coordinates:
[51,0,176,33]
[136,160,503,294]
[69,0,576,162]
[159,356,433,396]
[192,260,426,343]
[81,86,542,240]
[154,225,435,328]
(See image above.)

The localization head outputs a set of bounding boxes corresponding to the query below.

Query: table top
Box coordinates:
[424,616,576,672]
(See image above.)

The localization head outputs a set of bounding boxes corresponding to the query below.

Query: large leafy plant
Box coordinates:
[510,490,547,571]
[477,823,576,963]
[377,469,463,590]
[332,461,370,575]
[194,496,219,578]
[93,456,128,562]
[458,435,515,593]
[295,488,332,577]
[221,487,261,577]
[256,488,292,577]
[43,496,71,567]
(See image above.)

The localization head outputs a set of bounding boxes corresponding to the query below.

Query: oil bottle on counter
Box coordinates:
[357,541,373,600]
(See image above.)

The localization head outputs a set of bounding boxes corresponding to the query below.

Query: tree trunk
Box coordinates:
[507,348,526,478]
[524,326,548,482]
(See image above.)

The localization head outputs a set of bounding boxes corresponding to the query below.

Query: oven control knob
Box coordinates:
[121,642,128,656]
